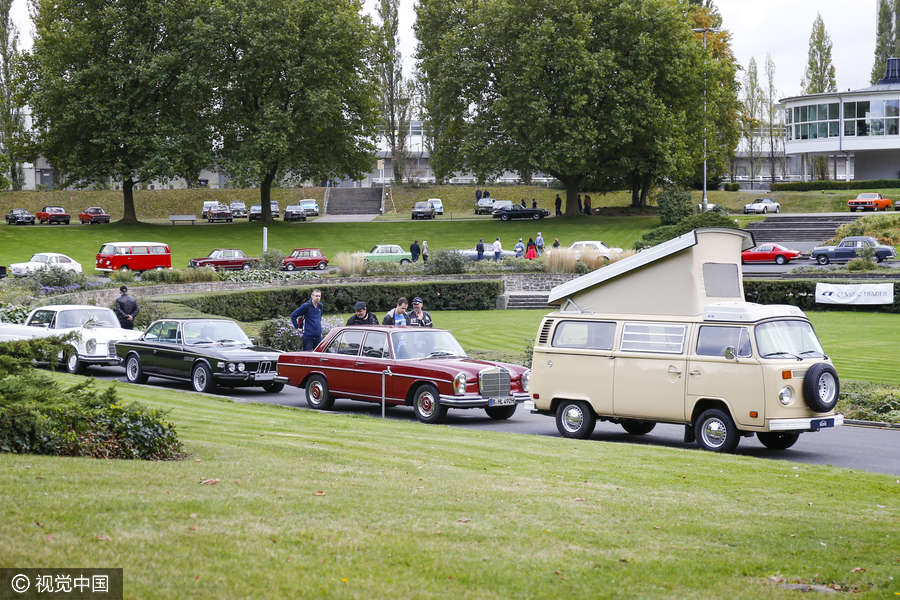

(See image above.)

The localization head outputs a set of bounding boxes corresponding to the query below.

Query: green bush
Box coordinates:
[257,317,304,351]
[634,212,737,249]
[838,381,900,423]
[366,261,424,276]
[175,280,504,321]
[770,178,900,192]
[259,249,285,271]
[0,338,183,459]
[744,280,900,313]
[110,269,136,284]
[0,304,30,324]
[723,183,740,192]
[139,267,219,285]
[657,187,695,226]
[424,248,468,275]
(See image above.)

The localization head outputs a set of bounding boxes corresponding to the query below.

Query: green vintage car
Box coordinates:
[353,244,413,264]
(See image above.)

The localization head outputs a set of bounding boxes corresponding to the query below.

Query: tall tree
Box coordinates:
[0,0,27,190]
[872,0,894,85]
[741,57,764,181]
[802,13,837,95]
[763,54,781,182]
[801,13,837,180]
[416,0,708,214]
[377,0,412,185]
[24,0,217,222]
[215,0,379,223]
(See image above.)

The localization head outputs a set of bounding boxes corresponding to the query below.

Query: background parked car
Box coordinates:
[95,242,171,272]
[490,200,513,212]
[229,202,248,218]
[37,206,70,224]
[428,198,444,215]
[283,205,307,221]
[848,192,892,212]
[79,207,111,224]
[5,208,35,225]
[454,245,516,261]
[189,249,258,271]
[353,245,413,264]
[201,201,219,218]
[546,240,623,260]
[741,243,802,264]
[474,198,495,214]
[9,253,82,277]
[299,199,319,216]
[492,204,551,221]
[743,198,781,214]
[207,204,233,222]
[281,248,329,271]
[249,205,262,220]
[411,201,436,219]
[810,236,897,264]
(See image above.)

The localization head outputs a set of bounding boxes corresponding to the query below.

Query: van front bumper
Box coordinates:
[768,414,843,431]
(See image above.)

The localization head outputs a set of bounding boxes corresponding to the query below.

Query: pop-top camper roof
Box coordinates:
[548,228,755,317]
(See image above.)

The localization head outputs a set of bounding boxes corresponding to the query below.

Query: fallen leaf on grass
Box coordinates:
[189,514,198,519]
[575,498,585,501]
[313,491,326,496]
[432,531,441,535]
[188,527,197,531]
[851,568,866,572]
[195,459,201,463]
[619,559,628,563]
[199,479,219,485]
[35,521,43,528]
[457,518,471,523]
[97,535,112,541]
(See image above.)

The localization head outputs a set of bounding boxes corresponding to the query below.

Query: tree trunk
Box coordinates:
[640,174,651,206]
[548,170,583,215]
[260,165,277,224]
[122,178,138,224]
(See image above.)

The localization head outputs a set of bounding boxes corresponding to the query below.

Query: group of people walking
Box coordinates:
[513,232,545,259]
[290,291,434,351]
[410,240,429,263]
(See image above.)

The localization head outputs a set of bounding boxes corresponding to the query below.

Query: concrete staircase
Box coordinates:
[506,292,551,310]
[326,187,382,215]
[743,214,861,244]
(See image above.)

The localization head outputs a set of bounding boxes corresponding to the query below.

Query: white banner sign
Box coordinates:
[815,282,895,305]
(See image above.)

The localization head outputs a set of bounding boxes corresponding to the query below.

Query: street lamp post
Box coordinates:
[692,27,717,212]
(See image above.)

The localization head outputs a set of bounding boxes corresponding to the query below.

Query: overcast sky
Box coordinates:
[11,0,879,101]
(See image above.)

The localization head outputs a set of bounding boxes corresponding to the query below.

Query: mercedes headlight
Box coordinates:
[453,373,467,395]
[521,369,531,392]
[85,339,96,354]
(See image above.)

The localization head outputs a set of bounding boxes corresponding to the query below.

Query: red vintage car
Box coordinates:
[281,248,328,271]
[188,249,258,271]
[79,207,111,224]
[276,325,530,423]
[36,206,70,224]
[741,243,802,265]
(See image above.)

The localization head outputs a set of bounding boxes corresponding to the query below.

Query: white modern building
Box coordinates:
[781,58,900,181]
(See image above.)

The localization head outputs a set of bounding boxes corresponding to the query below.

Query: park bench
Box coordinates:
[169,215,197,225]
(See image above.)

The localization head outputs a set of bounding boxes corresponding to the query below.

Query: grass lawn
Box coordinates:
[1,373,897,599]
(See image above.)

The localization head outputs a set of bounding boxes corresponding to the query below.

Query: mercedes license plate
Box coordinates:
[254,372,276,381]
[488,396,515,407]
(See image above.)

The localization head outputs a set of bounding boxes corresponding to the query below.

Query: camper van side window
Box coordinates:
[620,323,687,354]
[551,321,616,350]
[697,326,752,357]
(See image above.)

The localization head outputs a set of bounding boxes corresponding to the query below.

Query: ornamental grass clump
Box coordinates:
[0,338,183,459]
[335,252,365,277]
[544,248,577,273]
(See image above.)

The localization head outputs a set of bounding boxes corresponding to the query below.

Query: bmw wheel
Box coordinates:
[125,354,148,384]
[191,363,216,393]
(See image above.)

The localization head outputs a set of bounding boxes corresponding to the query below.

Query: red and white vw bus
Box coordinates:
[95,242,171,272]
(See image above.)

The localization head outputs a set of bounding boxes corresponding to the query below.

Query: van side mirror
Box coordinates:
[724,346,736,360]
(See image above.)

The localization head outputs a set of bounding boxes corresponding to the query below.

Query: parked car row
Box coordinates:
[5,207,111,225]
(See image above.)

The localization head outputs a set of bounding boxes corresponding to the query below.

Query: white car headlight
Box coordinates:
[521,369,531,392]
[238,363,245,372]
[227,363,236,372]
[85,339,96,354]
[453,373,467,395]
[778,386,794,406]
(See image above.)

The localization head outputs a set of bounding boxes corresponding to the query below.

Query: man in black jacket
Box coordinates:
[346,301,378,325]
[410,240,421,262]
[408,297,433,327]
[115,286,139,329]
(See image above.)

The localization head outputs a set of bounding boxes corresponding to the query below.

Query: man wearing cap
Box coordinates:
[408,297,433,328]
[115,286,139,329]
[346,301,378,325]
[513,238,525,257]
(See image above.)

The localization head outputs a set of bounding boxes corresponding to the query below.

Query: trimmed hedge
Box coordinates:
[771,178,900,192]
[744,280,900,313]
[176,280,504,321]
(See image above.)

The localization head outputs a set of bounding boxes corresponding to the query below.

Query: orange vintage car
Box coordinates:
[848,193,892,212]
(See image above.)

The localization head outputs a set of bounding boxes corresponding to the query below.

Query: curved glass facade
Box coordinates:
[785,99,900,140]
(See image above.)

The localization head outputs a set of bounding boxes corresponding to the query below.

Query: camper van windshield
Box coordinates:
[755,320,826,359]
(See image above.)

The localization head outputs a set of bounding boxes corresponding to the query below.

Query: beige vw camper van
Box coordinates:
[526,228,842,453]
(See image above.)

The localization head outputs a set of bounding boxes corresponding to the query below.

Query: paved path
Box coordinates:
[313,214,380,223]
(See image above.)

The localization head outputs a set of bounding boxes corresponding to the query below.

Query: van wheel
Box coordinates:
[695,408,739,453]
[305,374,334,410]
[413,384,447,424]
[620,420,656,435]
[485,404,517,420]
[802,363,839,412]
[757,431,800,450]
[120,265,130,272]
[555,400,596,439]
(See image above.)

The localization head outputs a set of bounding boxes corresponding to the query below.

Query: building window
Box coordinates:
[788,102,840,140]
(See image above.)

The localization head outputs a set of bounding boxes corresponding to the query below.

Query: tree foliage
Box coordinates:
[24,0,218,223]
[214,0,380,223]
[0,0,26,190]
[377,0,412,185]
[416,0,712,214]
[741,57,764,180]
[872,0,894,85]
[801,13,837,95]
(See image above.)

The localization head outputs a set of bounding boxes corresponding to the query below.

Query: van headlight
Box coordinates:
[85,339,96,354]
[521,369,531,392]
[778,386,794,406]
[453,373,467,395]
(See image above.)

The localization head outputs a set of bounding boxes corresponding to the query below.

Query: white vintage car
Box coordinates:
[546,240,624,260]
[8,253,82,277]
[0,305,143,374]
